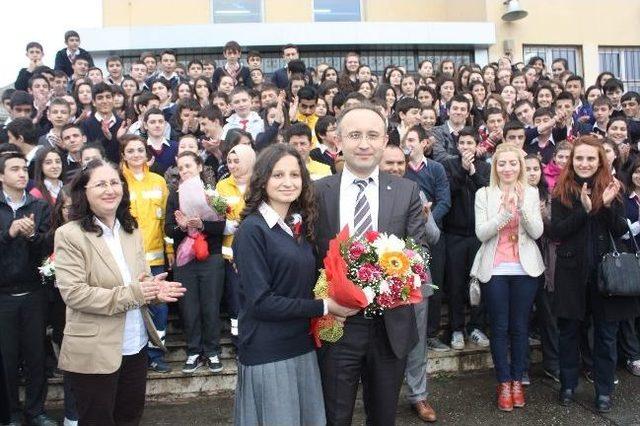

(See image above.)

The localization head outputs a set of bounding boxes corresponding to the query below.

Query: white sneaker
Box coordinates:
[470,329,490,347]
[64,418,78,426]
[230,318,238,336]
[451,331,465,350]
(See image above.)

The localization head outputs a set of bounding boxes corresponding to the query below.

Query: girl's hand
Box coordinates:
[602,180,621,208]
[580,182,593,213]
[174,210,189,230]
[186,217,203,230]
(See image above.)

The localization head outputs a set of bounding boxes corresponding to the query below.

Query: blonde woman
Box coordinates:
[471,144,544,412]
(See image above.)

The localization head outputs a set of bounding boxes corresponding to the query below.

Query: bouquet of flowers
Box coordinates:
[311,227,432,347]
[204,185,230,220]
[38,254,56,287]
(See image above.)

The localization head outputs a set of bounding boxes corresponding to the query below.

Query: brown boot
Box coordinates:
[412,399,437,422]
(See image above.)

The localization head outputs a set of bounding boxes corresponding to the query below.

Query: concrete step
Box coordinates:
[41,343,542,404]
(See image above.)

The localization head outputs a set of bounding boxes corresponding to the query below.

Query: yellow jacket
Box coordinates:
[122,165,172,267]
[295,112,319,147]
[216,175,246,259]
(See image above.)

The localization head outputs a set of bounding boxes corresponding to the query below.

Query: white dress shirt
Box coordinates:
[339,166,380,236]
[95,218,148,355]
[258,201,293,237]
[221,111,265,141]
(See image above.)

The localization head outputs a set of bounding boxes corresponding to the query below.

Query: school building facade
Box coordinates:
[83,0,640,88]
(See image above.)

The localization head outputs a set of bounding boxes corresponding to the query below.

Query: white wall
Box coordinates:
[0,0,102,87]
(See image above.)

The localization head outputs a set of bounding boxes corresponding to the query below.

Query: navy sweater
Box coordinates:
[148,140,178,176]
[404,159,451,227]
[81,115,123,164]
[232,213,324,366]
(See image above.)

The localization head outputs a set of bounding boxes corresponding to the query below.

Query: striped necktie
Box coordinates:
[353,178,373,238]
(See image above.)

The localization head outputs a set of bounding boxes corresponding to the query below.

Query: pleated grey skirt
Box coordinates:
[234,350,326,426]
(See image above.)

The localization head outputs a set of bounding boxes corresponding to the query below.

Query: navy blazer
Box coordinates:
[271,68,289,89]
[54,48,94,77]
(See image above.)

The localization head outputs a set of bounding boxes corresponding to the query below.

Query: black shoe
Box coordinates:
[207,355,223,373]
[27,414,57,426]
[559,388,575,406]
[544,368,560,383]
[596,395,612,413]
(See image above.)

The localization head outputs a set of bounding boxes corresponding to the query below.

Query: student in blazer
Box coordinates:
[54,160,185,425]
[471,144,544,412]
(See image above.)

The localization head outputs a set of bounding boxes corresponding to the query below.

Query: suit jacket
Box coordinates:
[271,67,289,89]
[471,186,545,283]
[54,220,164,374]
[431,124,458,163]
[314,171,428,358]
[54,48,94,77]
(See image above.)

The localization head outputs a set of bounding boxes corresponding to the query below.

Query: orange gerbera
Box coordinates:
[379,252,410,277]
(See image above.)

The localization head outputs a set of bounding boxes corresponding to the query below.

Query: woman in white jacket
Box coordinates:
[471,144,545,412]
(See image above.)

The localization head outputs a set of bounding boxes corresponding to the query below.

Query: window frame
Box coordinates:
[312,0,363,22]
[599,46,640,93]
[211,0,264,24]
[522,44,583,77]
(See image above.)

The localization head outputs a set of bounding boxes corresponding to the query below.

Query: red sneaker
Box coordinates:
[511,381,525,408]
[497,382,513,411]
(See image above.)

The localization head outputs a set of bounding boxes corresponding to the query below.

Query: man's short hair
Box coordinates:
[160,50,177,60]
[26,42,43,52]
[449,94,471,111]
[198,104,224,124]
[140,51,156,61]
[552,58,569,70]
[593,96,613,109]
[61,123,85,136]
[603,78,624,94]
[223,41,241,53]
[503,120,525,137]
[49,97,71,112]
[285,123,312,143]
[92,82,114,98]
[282,44,298,53]
[0,152,27,174]
[143,107,164,122]
[336,103,387,135]
[80,141,106,158]
[64,30,80,42]
[458,126,478,143]
[621,91,640,104]
[297,86,317,102]
[287,60,306,75]
[395,97,421,115]
[7,117,38,145]
[533,107,554,121]
[105,56,122,67]
[247,50,262,60]
[555,91,574,104]
[9,91,34,108]
[565,75,584,87]
[315,115,337,139]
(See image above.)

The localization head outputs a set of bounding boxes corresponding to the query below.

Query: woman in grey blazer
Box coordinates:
[471,144,544,412]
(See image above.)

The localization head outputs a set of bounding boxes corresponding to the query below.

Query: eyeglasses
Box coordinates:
[343,131,383,143]
[85,180,122,192]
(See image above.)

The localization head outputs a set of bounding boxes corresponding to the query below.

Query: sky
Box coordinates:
[0,0,102,87]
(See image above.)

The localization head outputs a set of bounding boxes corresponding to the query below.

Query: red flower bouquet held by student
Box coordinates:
[311,226,432,347]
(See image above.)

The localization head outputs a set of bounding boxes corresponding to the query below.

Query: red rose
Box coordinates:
[364,230,379,243]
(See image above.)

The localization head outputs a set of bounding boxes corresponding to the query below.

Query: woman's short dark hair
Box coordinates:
[68,160,137,235]
[241,144,317,242]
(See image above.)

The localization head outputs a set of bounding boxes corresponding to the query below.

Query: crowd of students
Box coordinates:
[1,28,640,425]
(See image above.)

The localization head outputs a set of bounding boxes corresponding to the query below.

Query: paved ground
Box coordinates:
[52,365,640,425]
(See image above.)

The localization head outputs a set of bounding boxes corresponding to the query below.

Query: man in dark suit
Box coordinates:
[53,30,94,78]
[314,105,428,425]
[271,44,300,89]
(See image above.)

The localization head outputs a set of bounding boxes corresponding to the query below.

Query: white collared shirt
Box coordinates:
[339,166,380,236]
[44,179,63,199]
[94,218,148,355]
[258,201,293,237]
[221,111,265,140]
[25,146,41,166]
[3,190,27,214]
[94,112,116,128]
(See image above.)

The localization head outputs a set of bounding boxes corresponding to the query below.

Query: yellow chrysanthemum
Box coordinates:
[379,252,410,277]
[314,269,329,298]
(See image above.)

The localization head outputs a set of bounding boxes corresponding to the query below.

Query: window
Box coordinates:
[212,0,262,23]
[523,45,582,76]
[313,0,361,22]
[599,47,640,93]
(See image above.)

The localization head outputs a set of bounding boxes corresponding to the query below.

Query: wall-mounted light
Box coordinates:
[501,0,528,21]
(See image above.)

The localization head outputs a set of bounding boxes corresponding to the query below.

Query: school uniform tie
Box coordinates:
[353,178,373,238]
[239,119,248,131]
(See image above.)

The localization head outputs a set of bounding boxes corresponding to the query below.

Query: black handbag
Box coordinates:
[598,223,640,297]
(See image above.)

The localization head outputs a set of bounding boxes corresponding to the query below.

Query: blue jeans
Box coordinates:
[148,265,168,364]
[484,274,539,383]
